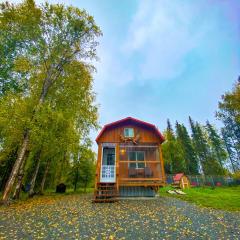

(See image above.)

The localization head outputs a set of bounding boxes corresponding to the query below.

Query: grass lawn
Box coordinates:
[159,185,240,211]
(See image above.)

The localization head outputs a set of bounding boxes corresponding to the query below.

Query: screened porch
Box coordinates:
[118,144,164,184]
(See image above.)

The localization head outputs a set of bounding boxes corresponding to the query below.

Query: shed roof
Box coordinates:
[96,117,165,143]
[173,173,184,181]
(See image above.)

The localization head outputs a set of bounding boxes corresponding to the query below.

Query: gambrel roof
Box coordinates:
[96,117,165,143]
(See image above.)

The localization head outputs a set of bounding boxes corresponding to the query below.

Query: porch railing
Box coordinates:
[118,161,163,180]
[101,165,115,180]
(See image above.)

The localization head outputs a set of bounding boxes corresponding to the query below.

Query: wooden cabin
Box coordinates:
[93,117,166,202]
[172,173,190,189]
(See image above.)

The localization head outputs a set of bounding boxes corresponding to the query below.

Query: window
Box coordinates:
[124,128,134,138]
[128,151,145,169]
[102,147,115,165]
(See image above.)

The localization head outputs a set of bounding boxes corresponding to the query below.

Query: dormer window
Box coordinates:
[124,128,134,138]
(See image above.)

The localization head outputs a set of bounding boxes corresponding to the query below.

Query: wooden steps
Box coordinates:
[93,183,119,203]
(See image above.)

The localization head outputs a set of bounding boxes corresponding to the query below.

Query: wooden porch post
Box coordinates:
[95,144,102,190]
[159,145,166,185]
[116,143,120,191]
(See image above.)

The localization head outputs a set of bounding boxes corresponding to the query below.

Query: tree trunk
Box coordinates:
[1,77,50,203]
[0,147,18,191]
[40,159,50,194]
[84,175,88,193]
[1,131,29,203]
[74,168,79,192]
[29,150,41,197]
[58,151,67,184]
[1,58,68,204]
[39,76,51,104]
[12,151,30,200]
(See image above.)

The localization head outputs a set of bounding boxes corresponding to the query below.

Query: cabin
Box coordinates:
[93,117,166,202]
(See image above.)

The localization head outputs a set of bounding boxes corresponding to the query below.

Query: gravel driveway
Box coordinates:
[0,194,239,239]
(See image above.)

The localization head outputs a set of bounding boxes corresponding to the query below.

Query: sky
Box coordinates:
[4,0,240,148]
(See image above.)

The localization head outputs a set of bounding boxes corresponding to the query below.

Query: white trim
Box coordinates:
[102,143,116,147]
[120,144,158,148]
[100,146,116,183]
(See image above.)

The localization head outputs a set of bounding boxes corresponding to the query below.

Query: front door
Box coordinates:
[100,147,116,183]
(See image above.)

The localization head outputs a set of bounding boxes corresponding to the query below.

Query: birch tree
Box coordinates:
[0,0,101,203]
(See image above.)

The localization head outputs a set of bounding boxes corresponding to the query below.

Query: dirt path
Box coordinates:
[0,194,239,239]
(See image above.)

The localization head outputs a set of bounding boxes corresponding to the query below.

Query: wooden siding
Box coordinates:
[95,121,166,191]
[97,124,161,144]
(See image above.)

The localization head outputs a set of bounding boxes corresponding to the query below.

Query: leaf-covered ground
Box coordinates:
[0,194,239,239]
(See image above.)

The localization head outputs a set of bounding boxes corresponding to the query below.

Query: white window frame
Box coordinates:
[128,151,145,169]
[124,128,134,138]
[100,145,116,183]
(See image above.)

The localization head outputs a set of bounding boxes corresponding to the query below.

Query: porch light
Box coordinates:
[120,149,126,154]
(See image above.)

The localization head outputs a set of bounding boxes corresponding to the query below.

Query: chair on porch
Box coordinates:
[144,167,153,178]
[128,168,137,178]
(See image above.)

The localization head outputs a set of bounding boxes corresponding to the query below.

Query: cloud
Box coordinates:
[93,42,134,92]
[123,0,216,81]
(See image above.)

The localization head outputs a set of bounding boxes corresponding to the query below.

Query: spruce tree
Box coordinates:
[205,121,227,169]
[162,120,173,173]
[162,119,185,174]
[176,122,199,175]
[189,117,224,175]
[189,117,209,174]
[221,128,239,172]
[217,78,240,171]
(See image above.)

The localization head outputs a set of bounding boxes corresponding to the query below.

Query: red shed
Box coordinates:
[173,173,190,189]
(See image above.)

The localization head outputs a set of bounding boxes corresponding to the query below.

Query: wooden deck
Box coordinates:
[119,178,165,187]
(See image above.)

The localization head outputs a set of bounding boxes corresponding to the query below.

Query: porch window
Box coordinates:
[128,151,145,169]
[124,128,134,138]
[102,147,115,165]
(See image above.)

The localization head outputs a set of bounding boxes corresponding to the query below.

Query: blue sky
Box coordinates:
[6,0,240,146]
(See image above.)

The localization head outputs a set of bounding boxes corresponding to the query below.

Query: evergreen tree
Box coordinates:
[217,79,240,171]
[221,128,240,172]
[189,117,223,175]
[189,117,205,173]
[175,122,199,175]
[162,119,185,174]
[205,121,227,169]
